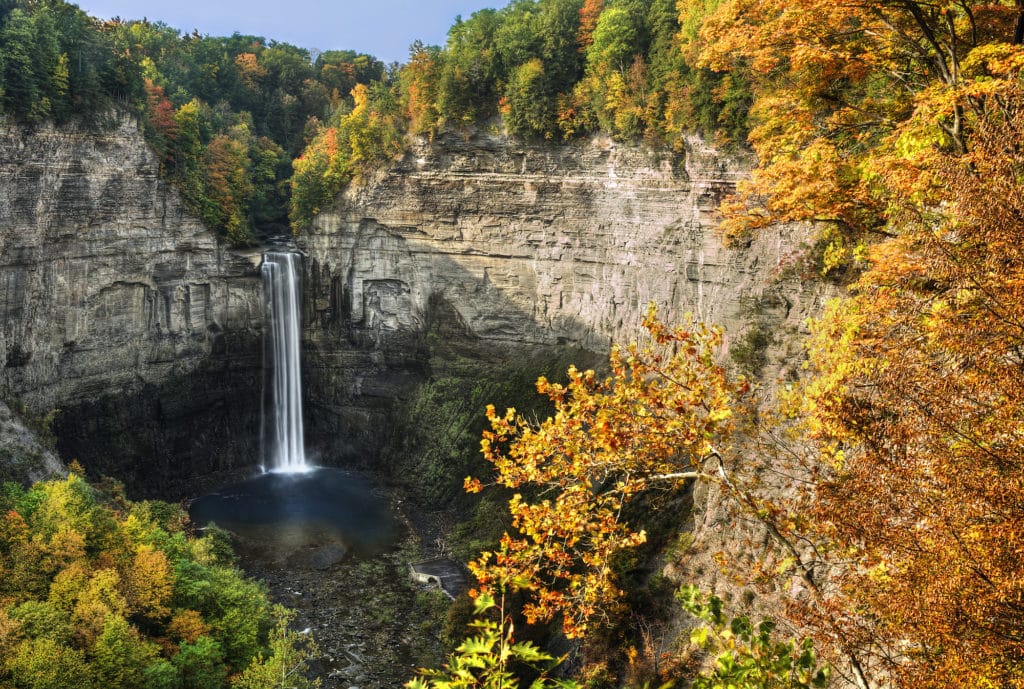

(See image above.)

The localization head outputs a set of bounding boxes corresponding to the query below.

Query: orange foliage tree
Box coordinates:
[788,67,1024,689]
[467,307,750,638]
[694,0,1024,685]
[698,0,1024,244]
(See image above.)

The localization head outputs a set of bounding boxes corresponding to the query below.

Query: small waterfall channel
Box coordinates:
[261,251,308,472]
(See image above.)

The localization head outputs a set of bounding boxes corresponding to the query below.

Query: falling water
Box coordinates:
[261,251,308,472]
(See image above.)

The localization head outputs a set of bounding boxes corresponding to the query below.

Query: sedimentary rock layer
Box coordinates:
[0,117,263,492]
[302,132,822,461]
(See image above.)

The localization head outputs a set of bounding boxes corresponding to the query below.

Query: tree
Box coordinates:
[782,64,1024,688]
[576,0,603,52]
[439,9,502,125]
[406,592,578,689]
[174,636,229,689]
[697,0,1024,242]
[125,544,173,622]
[678,586,830,689]
[202,124,255,241]
[400,41,443,136]
[468,306,749,638]
[689,0,1024,684]
[503,58,556,139]
[231,606,320,689]
[8,637,93,689]
[1,8,45,120]
[91,615,159,689]
[586,6,640,75]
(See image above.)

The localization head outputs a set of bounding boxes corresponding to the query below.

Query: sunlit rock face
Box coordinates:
[0,117,263,494]
[0,117,823,492]
[302,131,825,461]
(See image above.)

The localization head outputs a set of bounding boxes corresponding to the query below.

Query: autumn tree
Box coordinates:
[467,307,750,638]
[0,473,308,689]
[692,0,1024,684]
[289,82,403,230]
[576,0,603,52]
[775,60,1024,689]
[697,0,1024,243]
[400,41,444,136]
[202,124,255,241]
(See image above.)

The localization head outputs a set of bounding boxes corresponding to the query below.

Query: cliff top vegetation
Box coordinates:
[0,0,751,238]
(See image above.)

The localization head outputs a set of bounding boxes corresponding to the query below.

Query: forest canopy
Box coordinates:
[0,0,753,236]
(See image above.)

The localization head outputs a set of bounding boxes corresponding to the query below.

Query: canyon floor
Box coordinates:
[224,482,454,689]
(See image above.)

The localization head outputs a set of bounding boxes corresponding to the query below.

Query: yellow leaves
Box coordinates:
[467,306,748,637]
[125,545,172,622]
[708,407,733,423]
[961,43,1024,78]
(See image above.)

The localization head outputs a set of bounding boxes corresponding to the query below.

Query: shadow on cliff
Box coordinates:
[52,331,263,499]
[300,227,612,515]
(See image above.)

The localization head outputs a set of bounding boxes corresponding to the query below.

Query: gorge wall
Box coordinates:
[301,131,823,470]
[0,117,263,493]
[0,118,823,498]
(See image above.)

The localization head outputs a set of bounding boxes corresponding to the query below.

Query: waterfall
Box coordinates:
[261,251,308,472]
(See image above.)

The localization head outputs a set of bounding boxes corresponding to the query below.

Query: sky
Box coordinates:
[73,0,502,64]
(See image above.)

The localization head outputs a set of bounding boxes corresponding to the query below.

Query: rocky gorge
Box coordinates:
[0,115,830,688]
[0,116,264,493]
[301,130,823,470]
[0,115,825,493]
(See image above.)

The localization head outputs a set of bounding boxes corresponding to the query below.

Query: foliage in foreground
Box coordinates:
[0,473,316,689]
[678,586,829,689]
[467,307,748,639]
[692,1,1024,686]
[409,309,834,689]
[407,591,577,689]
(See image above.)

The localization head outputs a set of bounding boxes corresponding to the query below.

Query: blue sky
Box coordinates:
[74,0,502,64]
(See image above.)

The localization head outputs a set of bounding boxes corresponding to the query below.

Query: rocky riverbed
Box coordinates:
[220,482,457,689]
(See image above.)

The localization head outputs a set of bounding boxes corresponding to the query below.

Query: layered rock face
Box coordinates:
[302,132,821,462]
[0,117,263,494]
[0,118,820,493]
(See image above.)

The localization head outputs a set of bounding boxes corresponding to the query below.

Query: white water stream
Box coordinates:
[261,251,308,472]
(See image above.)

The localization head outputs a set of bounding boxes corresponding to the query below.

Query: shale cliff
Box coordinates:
[0,117,263,492]
[302,131,823,467]
[0,118,820,497]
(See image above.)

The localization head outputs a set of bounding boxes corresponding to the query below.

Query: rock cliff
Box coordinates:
[0,117,263,493]
[0,118,822,496]
[301,131,823,466]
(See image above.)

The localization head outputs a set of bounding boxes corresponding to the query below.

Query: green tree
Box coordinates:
[8,600,73,645]
[175,636,229,689]
[678,586,831,689]
[7,637,93,689]
[504,58,556,138]
[231,607,320,689]
[439,9,502,124]
[1,8,45,120]
[92,615,159,689]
